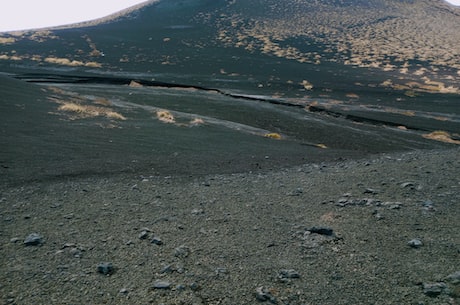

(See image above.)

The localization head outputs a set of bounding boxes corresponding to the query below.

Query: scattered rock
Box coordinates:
[139,230,150,240]
[97,262,115,275]
[174,245,190,258]
[151,236,163,245]
[446,271,460,284]
[10,237,21,243]
[190,282,200,291]
[153,281,172,290]
[287,188,303,196]
[308,226,334,236]
[372,209,384,220]
[279,269,300,279]
[400,182,415,189]
[422,200,435,212]
[400,182,422,191]
[191,208,205,215]
[336,197,379,207]
[160,265,174,274]
[119,288,129,295]
[255,286,277,303]
[176,284,186,291]
[364,188,378,194]
[23,233,43,246]
[408,238,423,248]
[423,282,448,297]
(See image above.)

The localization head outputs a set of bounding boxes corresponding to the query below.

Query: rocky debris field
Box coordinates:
[0,148,459,304]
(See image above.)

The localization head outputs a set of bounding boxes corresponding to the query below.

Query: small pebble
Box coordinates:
[445,271,460,284]
[151,236,163,245]
[191,208,204,215]
[279,269,300,279]
[176,284,186,291]
[255,286,276,302]
[308,226,334,236]
[160,265,173,274]
[364,188,378,194]
[153,281,171,289]
[24,233,43,246]
[174,245,190,258]
[190,282,200,291]
[423,282,448,297]
[408,238,423,248]
[139,231,149,240]
[97,262,114,275]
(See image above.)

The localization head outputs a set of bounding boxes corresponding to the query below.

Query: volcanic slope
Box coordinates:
[0,0,459,94]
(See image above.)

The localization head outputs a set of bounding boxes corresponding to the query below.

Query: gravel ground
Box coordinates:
[1,148,459,305]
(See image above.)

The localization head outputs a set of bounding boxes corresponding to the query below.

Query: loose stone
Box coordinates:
[97,262,115,275]
[190,282,200,291]
[364,188,378,194]
[446,271,460,284]
[153,281,171,289]
[139,230,150,240]
[174,245,190,258]
[24,233,43,246]
[255,286,276,303]
[160,265,174,274]
[408,238,423,248]
[151,236,163,245]
[422,200,435,211]
[279,269,300,279]
[423,282,448,297]
[308,226,334,236]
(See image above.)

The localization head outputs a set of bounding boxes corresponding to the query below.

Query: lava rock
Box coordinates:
[308,226,334,236]
[153,281,171,289]
[97,262,115,275]
[139,230,150,240]
[255,286,277,303]
[423,282,448,297]
[23,233,43,246]
[160,265,174,274]
[446,271,460,284]
[408,238,423,248]
[279,269,300,279]
[174,245,190,258]
[151,236,163,245]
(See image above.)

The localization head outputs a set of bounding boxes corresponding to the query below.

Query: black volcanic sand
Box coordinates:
[1,147,459,304]
[1,75,460,304]
[0,75,456,185]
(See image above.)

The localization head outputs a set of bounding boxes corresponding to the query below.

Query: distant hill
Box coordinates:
[0,0,459,95]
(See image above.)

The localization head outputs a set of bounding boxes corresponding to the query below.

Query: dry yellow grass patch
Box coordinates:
[301,80,314,90]
[190,118,205,125]
[346,93,360,99]
[0,37,16,44]
[106,111,126,120]
[44,57,101,68]
[85,61,102,68]
[156,110,176,124]
[422,131,460,144]
[264,133,282,140]
[58,102,126,120]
